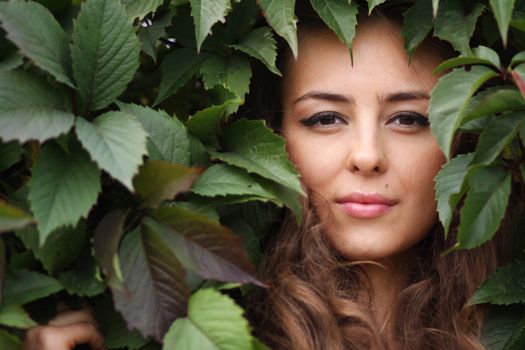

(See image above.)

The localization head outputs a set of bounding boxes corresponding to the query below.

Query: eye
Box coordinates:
[387,112,429,128]
[300,111,348,128]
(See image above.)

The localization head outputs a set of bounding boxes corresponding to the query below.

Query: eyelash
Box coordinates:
[299,111,429,129]
[387,112,429,128]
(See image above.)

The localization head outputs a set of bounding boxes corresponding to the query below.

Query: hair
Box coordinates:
[246,3,514,350]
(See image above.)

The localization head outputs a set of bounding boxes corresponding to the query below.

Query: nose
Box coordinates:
[345,128,388,175]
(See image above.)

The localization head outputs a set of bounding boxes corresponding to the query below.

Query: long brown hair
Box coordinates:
[246,4,512,350]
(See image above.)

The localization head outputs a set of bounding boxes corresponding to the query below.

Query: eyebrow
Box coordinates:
[381,91,430,103]
[293,91,354,105]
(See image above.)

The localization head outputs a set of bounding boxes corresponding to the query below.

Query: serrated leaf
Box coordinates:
[118,103,190,165]
[58,258,106,297]
[94,210,128,292]
[434,46,501,73]
[230,27,280,76]
[2,269,63,305]
[0,201,33,234]
[76,112,148,191]
[151,207,263,286]
[463,88,525,123]
[258,0,298,58]
[201,54,252,98]
[0,329,21,350]
[189,0,232,51]
[0,142,24,172]
[435,153,474,236]
[472,261,525,305]
[481,306,525,350]
[367,0,385,14]
[471,113,524,166]
[490,0,515,46]
[155,48,206,106]
[112,227,190,341]
[429,66,498,158]
[72,0,140,112]
[434,1,485,55]
[162,288,253,350]
[310,0,358,57]
[457,167,511,249]
[134,160,200,208]
[0,304,37,329]
[138,12,173,63]
[0,71,74,143]
[0,0,73,87]
[401,0,434,56]
[122,0,163,20]
[29,142,101,245]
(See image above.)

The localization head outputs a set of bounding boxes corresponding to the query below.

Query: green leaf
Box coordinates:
[434,46,501,73]
[29,142,101,245]
[457,167,511,249]
[310,0,358,56]
[471,113,523,166]
[122,0,163,19]
[201,54,252,98]
[512,64,525,98]
[94,210,128,292]
[367,0,385,14]
[511,51,525,67]
[230,27,281,76]
[138,12,173,63]
[0,51,23,71]
[155,48,206,106]
[134,160,200,208]
[463,88,525,123]
[0,71,74,143]
[471,261,525,305]
[481,306,525,350]
[0,304,37,329]
[0,142,24,172]
[118,103,190,165]
[162,288,253,350]
[76,112,148,191]
[490,0,516,46]
[0,201,33,234]
[0,238,5,301]
[112,227,190,341]
[58,257,106,297]
[0,0,73,87]
[429,66,498,159]
[401,0,434,56]
[71,0,140,112]
[189,0,232,52]
[435,153,474,236]
[2,269,63,305]
[434,1,485,55]
[0,329,21,350]
[258,0,298,58]
[432,0,439,17]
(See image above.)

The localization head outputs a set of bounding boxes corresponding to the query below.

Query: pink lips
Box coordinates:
[336,193,397,219]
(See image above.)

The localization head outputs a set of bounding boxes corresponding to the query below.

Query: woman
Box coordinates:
[24,5,505,350]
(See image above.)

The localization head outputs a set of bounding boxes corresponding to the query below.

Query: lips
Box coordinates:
[336,193,398,219]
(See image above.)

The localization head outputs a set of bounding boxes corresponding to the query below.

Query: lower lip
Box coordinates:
[338,202,393,219]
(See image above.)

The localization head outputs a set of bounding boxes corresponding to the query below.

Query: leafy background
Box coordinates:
[0,0,524,349]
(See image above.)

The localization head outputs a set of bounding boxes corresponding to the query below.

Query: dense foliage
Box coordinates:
[0,0,524,349]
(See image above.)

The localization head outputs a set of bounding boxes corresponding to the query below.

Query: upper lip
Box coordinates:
[336,192,398,206]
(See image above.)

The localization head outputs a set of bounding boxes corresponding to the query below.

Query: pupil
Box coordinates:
[320,116,334,125]
[399,116,414,125]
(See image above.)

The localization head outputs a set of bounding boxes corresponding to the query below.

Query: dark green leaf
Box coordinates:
[490,0,516,46]
[401,0,433,56]
[463,88,525,123]
[471,261,525,305]
[0,201,33,234]
[230,27,281,76]
[457,167,511,249]
[511,51,525,66]
[0,51,23,71]
[0,0,73,87]
[0,142,24,172]
[0,304,37,329]
[429,66,498,158]
[76,112,148,191]
[162,288,253,350]
[29,142,101,244]
[0,238,5,302]
[189,0,232,51]
[201,54,252,99]
[0,329,21,350]
[72,0,140,111]
[2,269,63,305]
[481,306,525,350]
[258,0,298,58]
[122,0,163,20]
[138,12,173,63]
[58,257,106,297]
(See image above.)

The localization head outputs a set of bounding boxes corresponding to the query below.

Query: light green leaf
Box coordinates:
[490,0,515,46]
[471,113,523,166]
[401,0,434,56]
[258,0,298,58]
[434,153,474,236]
[0,201,33,234]
[432,0,439,17]
[138,12,173,63]
[201,54,252,98]
[0,329,21,350]
[471,261,525,305]
[457,167,511,249]
[511,52,525,67]
[310,0,358,56]
[230,27,281,76]
[0,71,74,143]
[155,48,206,106]
[434,1,485,55]
[122,0,163,20]
[0,304,37,329]
[429,66,498,159]
[463,88,525,123]
[434,46,501,73]
[162,288,253,350]
[118,103,190,165]
[2,269,63,305]
[29,142,101,245]
[189,0,232,51]
[72,0,140,112]
[367,0,385,14]
[76,112,148,191]
[0,0,73,87]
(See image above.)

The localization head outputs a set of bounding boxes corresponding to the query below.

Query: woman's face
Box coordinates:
[281,20,446,261]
